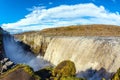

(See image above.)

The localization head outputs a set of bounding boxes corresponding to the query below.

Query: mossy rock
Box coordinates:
[35,66,53,80]
[52,60,76,77]
[50,76,85,80]
[0,64,41,80]
[112,68,120,80]
[101,78,106,80]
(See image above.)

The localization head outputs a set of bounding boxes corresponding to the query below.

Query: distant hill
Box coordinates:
[15,24,120,37]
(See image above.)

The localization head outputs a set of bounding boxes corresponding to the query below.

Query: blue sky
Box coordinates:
[1,0,120,34]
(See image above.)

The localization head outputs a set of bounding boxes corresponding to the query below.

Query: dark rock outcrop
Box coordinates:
[0,27,5,60]
[0,58,15,73]
[0,27,6,74]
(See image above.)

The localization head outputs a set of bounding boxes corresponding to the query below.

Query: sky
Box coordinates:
[0,0,120,34]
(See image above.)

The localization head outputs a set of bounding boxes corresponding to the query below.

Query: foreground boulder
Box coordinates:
[51,60,85,80]
[0,64,40,80]
[52,60,76,77]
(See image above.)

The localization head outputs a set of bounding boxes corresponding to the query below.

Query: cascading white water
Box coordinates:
[3,29,120,79]
[2,31,50,71]
[44,36,120,80]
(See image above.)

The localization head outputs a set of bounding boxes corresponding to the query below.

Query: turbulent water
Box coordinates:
[44,37,120,80]
[2,31,50,71]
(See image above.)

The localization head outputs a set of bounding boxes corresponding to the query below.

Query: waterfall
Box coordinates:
[44,37,120,80]
[2,31,50,71]
[2,29,120,79]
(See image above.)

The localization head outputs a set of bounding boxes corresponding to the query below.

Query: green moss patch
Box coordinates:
[52,60,76,77]
[0,64,41,80]
[112,68,120,80]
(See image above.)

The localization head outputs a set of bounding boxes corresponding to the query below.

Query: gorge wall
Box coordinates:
[14,25,120,80]
[15,35,120,79]
[15,34,52,56]
[15,24,120,56]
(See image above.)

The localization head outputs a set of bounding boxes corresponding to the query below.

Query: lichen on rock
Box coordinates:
[52,60,76,77]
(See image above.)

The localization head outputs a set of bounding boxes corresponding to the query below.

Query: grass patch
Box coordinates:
[0,64,41,80]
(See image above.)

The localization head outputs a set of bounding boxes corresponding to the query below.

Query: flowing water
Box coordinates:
[2,30,120,80]
[44,36,120,80]
[2,31,50,71]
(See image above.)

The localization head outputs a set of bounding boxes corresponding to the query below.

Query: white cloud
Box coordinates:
[2,3,120,34]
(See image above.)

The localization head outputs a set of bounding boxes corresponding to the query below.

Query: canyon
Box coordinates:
[1,24,120,80]
[14,25,120,80]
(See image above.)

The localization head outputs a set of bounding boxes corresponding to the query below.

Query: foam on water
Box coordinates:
[2,31,50,71]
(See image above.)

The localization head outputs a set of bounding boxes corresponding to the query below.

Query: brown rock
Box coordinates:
[0,65,40,80]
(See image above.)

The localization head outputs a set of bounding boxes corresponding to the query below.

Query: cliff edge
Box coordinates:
[15,24,120,56]
[14,24,120,80]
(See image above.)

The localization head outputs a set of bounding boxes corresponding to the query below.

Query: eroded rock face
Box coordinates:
[15,34,52,56]
[15,24,120,56]
[44,37,120,80]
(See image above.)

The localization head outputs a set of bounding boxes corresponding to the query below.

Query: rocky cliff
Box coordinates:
[14,24,120,80]
[15,34,52,56]
[15,24,120,56]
